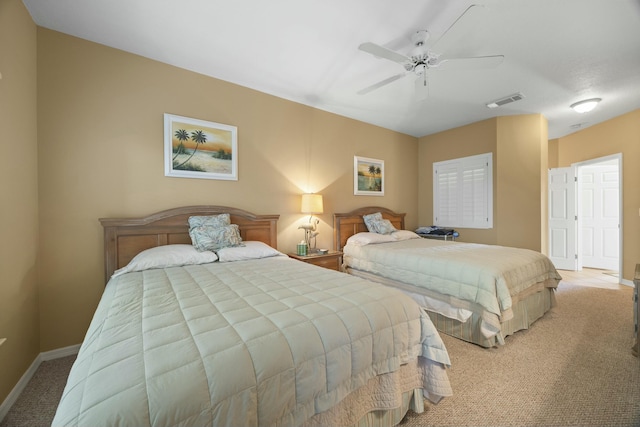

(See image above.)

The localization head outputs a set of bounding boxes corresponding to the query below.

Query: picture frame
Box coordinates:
[164,113,238,181]
[354,156,384,196]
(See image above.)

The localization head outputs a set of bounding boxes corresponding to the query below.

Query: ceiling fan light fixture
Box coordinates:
[570,98,601,113]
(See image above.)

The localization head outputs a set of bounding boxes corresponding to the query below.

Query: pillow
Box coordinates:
[188,213,230,229]
[189,224,243,252]
[346,232,396,246]
[373,218,397,234]
[362,212,397,234]
[392,230,421,241]
[111,244,218,278]
[363,212,383,232]
[217,241,284,262]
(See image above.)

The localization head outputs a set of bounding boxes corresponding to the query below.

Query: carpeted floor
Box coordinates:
[401,277,640,427]
[1,271,638,427]
[0,356,75,427]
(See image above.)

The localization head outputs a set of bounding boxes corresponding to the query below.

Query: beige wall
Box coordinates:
[36,29,419,351]
[0,0,39,405]
[417,114,548,252]
[417,118,499,244]
[552,109,640,281]
[495,115,548,251]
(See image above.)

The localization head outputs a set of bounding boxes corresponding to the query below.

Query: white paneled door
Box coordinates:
[548,167,577,270]
[549,155,621,274]
[580,163,620,270]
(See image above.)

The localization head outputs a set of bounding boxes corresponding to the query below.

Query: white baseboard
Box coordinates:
[0,344,80,422]
[41,343,81,361]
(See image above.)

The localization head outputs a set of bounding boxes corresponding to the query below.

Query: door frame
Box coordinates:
[573,153,622,275]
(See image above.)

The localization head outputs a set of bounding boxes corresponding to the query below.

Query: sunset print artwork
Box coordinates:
[164,114,238,180]
[354,156,384,196]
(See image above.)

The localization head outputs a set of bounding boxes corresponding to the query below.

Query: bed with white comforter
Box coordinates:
[345,237,560,334]
[334,207,562,348]
[53,206,451,427]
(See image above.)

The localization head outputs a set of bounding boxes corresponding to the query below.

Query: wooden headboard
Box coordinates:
[333,206,406,252]
[99,206,279,283]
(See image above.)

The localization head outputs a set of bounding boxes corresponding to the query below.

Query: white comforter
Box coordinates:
[344,238,562,321]
[53,256,451,427]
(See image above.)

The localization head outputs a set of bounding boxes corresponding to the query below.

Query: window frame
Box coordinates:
[433,152,493,229]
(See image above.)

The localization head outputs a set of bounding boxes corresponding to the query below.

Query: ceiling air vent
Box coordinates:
[486,92,525,108]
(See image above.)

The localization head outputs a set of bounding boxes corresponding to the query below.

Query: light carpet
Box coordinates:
[402,283,639,426]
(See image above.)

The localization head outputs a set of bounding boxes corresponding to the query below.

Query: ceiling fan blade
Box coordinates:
[430,5,485,52]
[358,42,410,64]
[435,55,504,70]
[357,73,407,95]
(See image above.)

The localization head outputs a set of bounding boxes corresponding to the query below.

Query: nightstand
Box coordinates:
[288,251,343,271]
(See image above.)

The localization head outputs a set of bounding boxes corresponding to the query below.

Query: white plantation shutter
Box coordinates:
[433,153,493,229]
[436,164,458,226]
[461,157,490,228]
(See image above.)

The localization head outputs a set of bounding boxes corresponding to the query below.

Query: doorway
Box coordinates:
[548,153,622,274]
[578,157,620,271]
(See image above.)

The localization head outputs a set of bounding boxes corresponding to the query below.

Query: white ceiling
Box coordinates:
[22,0,640,139]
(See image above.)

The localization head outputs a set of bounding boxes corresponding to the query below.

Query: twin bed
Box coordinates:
[334,207,562,348]
[53,206,452,427]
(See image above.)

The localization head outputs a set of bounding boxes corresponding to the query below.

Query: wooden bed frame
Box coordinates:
[334,206,405,251]
[99,205,279,283]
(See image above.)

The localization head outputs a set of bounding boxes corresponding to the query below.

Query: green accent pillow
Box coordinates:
[189,224,243,252]
[363,212,397,234]
[188,213,230,229]
[363,212,383,232]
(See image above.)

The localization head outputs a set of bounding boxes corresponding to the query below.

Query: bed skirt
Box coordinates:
[344,267,557,348]
[425,287,556,348]
[303,357,447,427]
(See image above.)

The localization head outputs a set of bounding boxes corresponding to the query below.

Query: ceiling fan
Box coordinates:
[357,5,504,96]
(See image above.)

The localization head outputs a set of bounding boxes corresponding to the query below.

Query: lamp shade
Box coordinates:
[301,193,323,214]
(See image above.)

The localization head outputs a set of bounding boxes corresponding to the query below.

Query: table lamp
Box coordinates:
[299,193,323,253]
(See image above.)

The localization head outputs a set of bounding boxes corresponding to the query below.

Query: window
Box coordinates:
[433,152,493,229]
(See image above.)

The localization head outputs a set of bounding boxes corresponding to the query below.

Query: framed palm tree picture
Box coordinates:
[354,156,384,196]
[164,113,238,180]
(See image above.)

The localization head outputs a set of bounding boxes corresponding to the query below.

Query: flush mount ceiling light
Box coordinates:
[570,98,601,113]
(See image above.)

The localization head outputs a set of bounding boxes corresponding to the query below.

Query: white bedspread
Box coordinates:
[53,256,451,427]
[344,238,562,322]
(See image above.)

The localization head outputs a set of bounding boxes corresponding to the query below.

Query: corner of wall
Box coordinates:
[0,0,41,407]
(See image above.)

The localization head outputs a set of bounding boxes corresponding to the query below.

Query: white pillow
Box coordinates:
[112,244,218,278]
[216,241,284,262]
[392,230,421,241]
[346,232,396,246]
